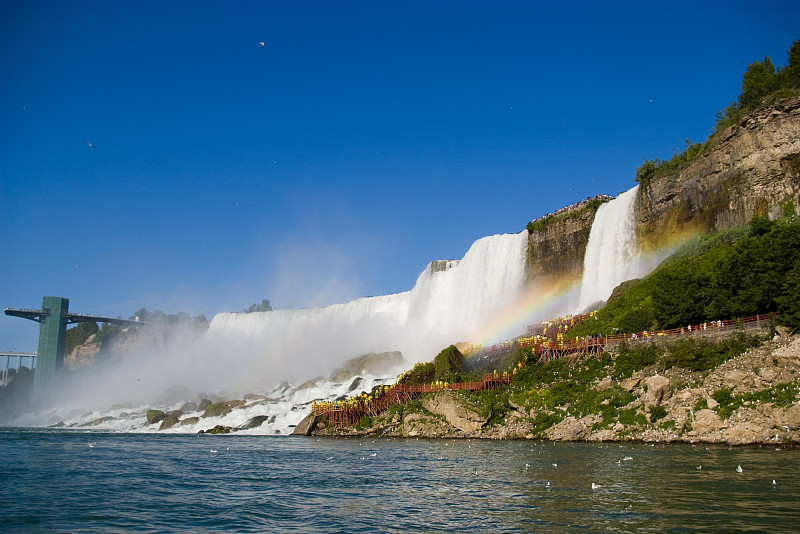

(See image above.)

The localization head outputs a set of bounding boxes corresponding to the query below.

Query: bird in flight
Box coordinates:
[84,141,95,148]
[259,42,265,48]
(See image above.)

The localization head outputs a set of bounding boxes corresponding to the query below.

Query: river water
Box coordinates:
[1,429,797,533]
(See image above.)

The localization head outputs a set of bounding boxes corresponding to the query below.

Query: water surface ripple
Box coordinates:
[1,429,798,533]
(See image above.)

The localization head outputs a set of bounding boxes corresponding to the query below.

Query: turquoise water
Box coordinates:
[1,429,798,533]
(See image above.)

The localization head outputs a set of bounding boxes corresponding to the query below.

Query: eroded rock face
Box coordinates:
[639,96,800,251]
[421,391,490,432]
[526,205,599,284]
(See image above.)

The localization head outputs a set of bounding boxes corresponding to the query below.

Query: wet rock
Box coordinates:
[203,400,245,418]
[239,415,270,430]
[145,410,166,425]
[200,425,233,434]
[159,411,182,430]
[181,417,199,426]
[292,414,318,435]
[81,416,115,427]
[179,401,198,413]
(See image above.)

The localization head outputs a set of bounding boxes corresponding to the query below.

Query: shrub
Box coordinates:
[649,405,668,422]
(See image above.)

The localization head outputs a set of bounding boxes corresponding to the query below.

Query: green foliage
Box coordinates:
[649,405,667,422]
[531,411,564,434]
[618,408,647,426]
[433,345,466,381]
[694,397,708,411]
[354,416,373,431]
[65,321,99,354]
[639,39,800,180]
[712,383,800,420]
[739,56,780,109]
[568,216,800,335]
[244,299,272,313]
[402,361,435,385]
[526,197,608,233]
[661,333,761,371]
[614,343,660,379]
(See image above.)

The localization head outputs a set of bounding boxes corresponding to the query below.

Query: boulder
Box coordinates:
[546,417,588,441]
[291,414,318,436]
[181,417,200,426]
[203,400,245,418]
[723,370,748,390]
[240,415,271,430]
[642,375,672,405]
[595,378,613,392]
[421,391,490,432]
[619,378,640,392]
[159,412,181,430]
[200,425,233,434]
[145,410,166,425]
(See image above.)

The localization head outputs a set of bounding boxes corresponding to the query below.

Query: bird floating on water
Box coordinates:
[773,479,778,486]
[88,442,95,448]
[592,483,601,490]
[736,465,743,473]
[210,449,217,453]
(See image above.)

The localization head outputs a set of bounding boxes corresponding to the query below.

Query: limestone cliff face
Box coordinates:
[526,205,599,284]
[638,96,800,251]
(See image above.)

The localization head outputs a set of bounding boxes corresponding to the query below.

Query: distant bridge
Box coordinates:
[3,296,151,395]
[1,352,36,386]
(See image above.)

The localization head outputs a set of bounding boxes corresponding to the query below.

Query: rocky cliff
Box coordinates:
[637,96,800,252]
[525,204,600,284]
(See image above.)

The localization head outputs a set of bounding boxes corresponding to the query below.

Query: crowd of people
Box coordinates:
[528,194,612,226]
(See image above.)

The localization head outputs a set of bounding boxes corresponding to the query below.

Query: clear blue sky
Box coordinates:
[2,0,798,352]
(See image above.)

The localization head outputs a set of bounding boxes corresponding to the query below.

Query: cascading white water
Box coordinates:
[577,185,641,310]
[207,230,529,387]
[17,185,655,433]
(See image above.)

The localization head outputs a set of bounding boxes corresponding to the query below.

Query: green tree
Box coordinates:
[434,345,465,381]
[244,299,273,313]
[739,56,779,110]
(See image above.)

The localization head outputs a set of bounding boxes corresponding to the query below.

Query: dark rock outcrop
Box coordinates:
[292,413,318,435]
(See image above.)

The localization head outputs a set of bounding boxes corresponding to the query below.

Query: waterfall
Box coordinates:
[207,231,529,387]
[577,185,641,310]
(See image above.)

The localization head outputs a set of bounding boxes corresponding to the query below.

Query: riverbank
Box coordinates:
[307,330,800,446]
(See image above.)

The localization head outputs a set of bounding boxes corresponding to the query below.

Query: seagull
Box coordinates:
[84,141,95,148]
[210,449,218,453]
[552,463,558,467]
[326,456,333,460]
[736,465,743,473]
[545,481,550,488]
[88,442,96,448]
[592,483,601,490]
[773,479,777,486]
[623,456,633,461]
[259,42,265,48]
[696,465,702,470]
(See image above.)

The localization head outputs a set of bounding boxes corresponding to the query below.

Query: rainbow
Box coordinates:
[472,277,581,347]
